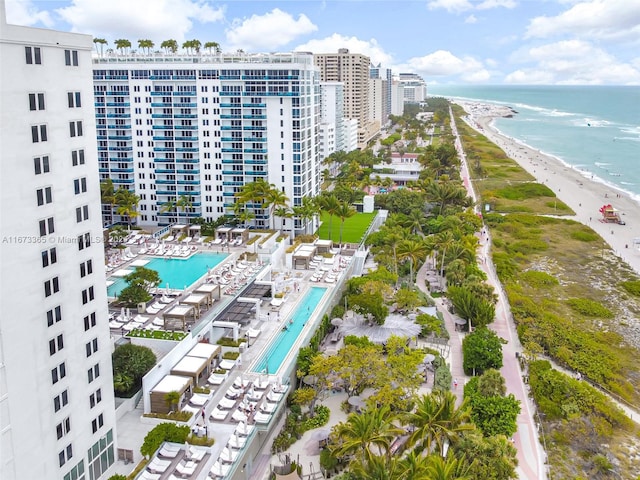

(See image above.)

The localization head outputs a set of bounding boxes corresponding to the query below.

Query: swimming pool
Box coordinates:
[252,287,328,374]
[106,252,228,298]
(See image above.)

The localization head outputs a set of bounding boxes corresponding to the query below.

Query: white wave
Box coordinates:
[614,136,640,143]
[620,182,636,186]
[595,162,611,167]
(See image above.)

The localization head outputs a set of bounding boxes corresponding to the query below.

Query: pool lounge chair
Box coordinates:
[210,407,228,421]
[259,401,277,414]
[209,461,231,478]
[253,378,269,390]
[231,409,247,423]
[253,412,273,424]
[218,396,236,410]
[228,434,247,450]
[218,359,236,371]
[233,376,250,389]
[147,457,171,474]
[220,447,239,463]
[187,445,207,462]
[158,442,181,458]
[175,460,197,477]
[139,471,161,480]
[266,390,284,403]
[207,372,227,385]
[189,394,209,407]
[234,421,255,437]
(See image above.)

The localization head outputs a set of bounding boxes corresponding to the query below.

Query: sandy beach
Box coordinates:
[457,101,640,277]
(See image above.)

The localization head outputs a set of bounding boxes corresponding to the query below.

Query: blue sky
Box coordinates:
[6,0,640,84]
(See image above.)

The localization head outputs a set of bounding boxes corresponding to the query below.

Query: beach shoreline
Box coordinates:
[456,100,640,277]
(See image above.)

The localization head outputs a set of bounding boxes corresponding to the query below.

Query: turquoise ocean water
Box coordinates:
[428,85,640,203]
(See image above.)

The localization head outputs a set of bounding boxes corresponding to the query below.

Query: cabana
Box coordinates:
[314,239,333,253]
[171,224,188,236]
[150,375,193,414]
[170,356,209,385]
[182,293,210,315]
[230,227,249,243]
[188,225,201,237]
[187,343,221,375]
[216,227,232,242]
[163,304,197,330]
[293,245,317,270]
[194,283,221,301]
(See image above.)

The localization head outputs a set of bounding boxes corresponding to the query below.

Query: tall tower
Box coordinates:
[314,49,377,149]
[0,5,117,480]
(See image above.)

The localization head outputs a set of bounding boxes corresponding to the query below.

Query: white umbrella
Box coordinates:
[120,307,125,319]
[223,447,233,463]
[126,308,131,319]
[165,283,170,294]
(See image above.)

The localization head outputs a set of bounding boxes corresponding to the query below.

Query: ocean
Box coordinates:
[427,85,640,203]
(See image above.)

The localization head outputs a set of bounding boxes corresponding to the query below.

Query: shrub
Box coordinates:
[108,475,127,480]
[319,448,339,472]
[112,344,156,395]
[566,298,613,318]
[142,411,192,422]
[570,230,599,242]
[520,270,559,288]
[415,314,442,337]
[216,337,246,347]
[432,356,452,391]
[223,351,240,360]
[462,328,505,376]
[494,183,554,200]
[140,423,190,458]
[303,405,330,430]
[620,280,640,297]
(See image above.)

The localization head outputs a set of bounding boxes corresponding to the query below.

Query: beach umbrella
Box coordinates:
[331,317,343,327]
[120,307,125,319]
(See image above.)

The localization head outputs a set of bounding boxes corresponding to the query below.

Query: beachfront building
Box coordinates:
[398,72,428,103]
[370,64,392,125]
[0,5,117,480]
[93,52,321,234]
[314,49,379,149]
[391,79,405,117]
[319,81,345,162]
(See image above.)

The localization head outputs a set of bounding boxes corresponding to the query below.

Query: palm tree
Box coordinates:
[274,206,292,235]
[100,179,116,226]
[164,391,180,412]
[93,38,107,57]
[350,454,404,480]
[332,406,402,464]
[385,232,404,284]
[317,194,340,241]
[182,39,201,54]
[425,454,472,480]
[403,391,474,457]
[159,199,177,224]
[176,194,193,225]
[204,41,221,54]
[336,201,356,248]
[265,187,289,230]
[191,39,202,53]
[115,188,140,230]
[114,39,131,55]
[397,239,428,286]
[161,39,178,54]
[137,39,154,55]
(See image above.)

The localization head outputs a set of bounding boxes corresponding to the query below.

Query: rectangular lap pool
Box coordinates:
[107,252,228,298]
[252,287,328,375]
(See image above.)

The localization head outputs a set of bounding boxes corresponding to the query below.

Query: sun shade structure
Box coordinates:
[170,356,209,384]
[150,375,193,414]
[216,282,271,324]
[194,283,221,301]
[163,304,197,330]
[292,244,316,269]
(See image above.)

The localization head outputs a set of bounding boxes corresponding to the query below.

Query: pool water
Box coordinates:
[107,252,228,298]
[252,287,328,374]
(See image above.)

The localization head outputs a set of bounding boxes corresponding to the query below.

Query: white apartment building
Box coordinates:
[93,53,321,234]
[319,81,346,160]
[369,65,392,124]
[368,77,384,131]
[0,5,116,480]
[391,80,405,117]
[398,72,428,103]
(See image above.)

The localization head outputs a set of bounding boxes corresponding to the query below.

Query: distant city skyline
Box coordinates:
[6,0,640,85]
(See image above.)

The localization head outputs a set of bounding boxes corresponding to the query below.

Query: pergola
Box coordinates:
[182,293,210,316]
[163,304,197,330]
[187,343,221,375]
[293,245,316,269]
[315,239,333,253]
[194,283,221,302]
[231,227,249,242]
[149,375,193,414]
[170,356,209,385]
[216,227,232,241]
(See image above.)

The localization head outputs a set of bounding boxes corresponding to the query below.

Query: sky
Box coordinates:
[5,0,640,85]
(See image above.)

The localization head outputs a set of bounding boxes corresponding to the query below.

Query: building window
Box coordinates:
[29,93,45,111]
[84,312,97,331]
[64,49,79,66]
[53,389,69,412]
[63,460,85,480]
[74,178,87,194]
[51,362,66,385]
[89,388,102,409]
[76,205,89,222]
[42,247,57,267]
[47,306,62,327]
[68,92,82,108]
[36,186,53,206]
[69,121,83,137]
[87,430,114,480]
[91,413,104,433]
[56,417,71,439]
[34,155,50,175]
[72,149,85,166]
[80,259,93,278]
[58,444,73,467]
[49,334,64,356]
[87,363,100,383]
[77,232,91,251]
[81,286,95,305]
[39,216,55,236]
[25,46,42,64]
[44,277,60,297]
[31,124,48,143]
[85,338,98,357]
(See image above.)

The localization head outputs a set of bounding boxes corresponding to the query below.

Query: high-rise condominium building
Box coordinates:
[370,65,392,124]
[0,4,116,480]
[314,49,378,149]
[398,72,428,103]
[93,53,321,234]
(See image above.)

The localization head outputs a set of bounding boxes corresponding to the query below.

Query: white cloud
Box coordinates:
[296,33,394,67]
[5,0,53,27]
[400,50,491,82]
[56,0,224,44]
[428,0,516,13]
[526,0,640,42]
[464,14,478,24]
[507,40,640,84]
[225,9,317,52]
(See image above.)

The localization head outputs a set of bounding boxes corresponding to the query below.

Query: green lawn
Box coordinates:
[316,211,376,244]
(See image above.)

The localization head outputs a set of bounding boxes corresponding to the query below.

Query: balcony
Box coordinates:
[108,157,133,162]
[221,159,242,164]
[176,147,198,152]
[244,137,266,142]
[221,126,241,131]
[174,114,197,119]
[113,178,134,184]
[107,124,130,129]
[220,115,241,119]
[243,126,266,131]
[221,148,242,153]
[151,114,172,119]
[156,180,176,185]
[177,180,200,185]
[153,147,175,152]
[242,115,266,119]
[178,191,200,196]
[150,91,169,96]
[152,125,173,130]
[106,113,130,118]
[223,181,243,186]
[154,169,175,174]
[244,148,267,154]
[245,159,267,165]
[110,146,133,152]
[245,171,267,176]
[152,136,174,141]
[97,135,107,140]
[175,125,198,130]
[172,90,196,95]
[176,169,199,174]
[154,158,176,163]
[173,103,197,108]
[106,102,130,107]
[156,190,177,195]
[176,158,198,163]
[151,102,172,107]
[110,168,134,173]
[108,135,132,140]
[242,103,266,108]
[222,170,240,175]
[220,103,241,108]
[175,136,198,141]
